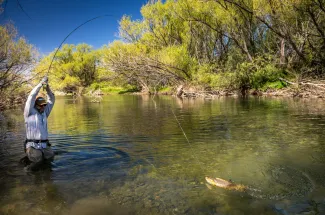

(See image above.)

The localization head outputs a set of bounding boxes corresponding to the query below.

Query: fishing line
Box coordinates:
[170,107,206,172]
[171,109,190,144]
[141,141,177,215]
[142,100,206,214]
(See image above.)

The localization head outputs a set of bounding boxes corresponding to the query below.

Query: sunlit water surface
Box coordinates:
[1,95,325,215]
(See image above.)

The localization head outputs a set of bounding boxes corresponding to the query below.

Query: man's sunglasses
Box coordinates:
[37,104,47,107]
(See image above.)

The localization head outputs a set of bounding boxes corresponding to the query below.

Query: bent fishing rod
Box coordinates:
[45,14,116,77]
[32,14,116,91]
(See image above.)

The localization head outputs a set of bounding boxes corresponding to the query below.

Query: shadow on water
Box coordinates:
[52,144,131,180]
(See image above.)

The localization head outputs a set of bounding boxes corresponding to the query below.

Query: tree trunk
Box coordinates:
[280,38,285,65]
[176,85,184,97]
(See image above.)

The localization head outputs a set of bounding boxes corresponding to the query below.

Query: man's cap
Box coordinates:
[36,97,47,105]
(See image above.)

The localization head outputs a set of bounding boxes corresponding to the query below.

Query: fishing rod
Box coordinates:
[16,0,31,20]
[47,14,115,77]
[40,14,116,92]
[0,0,31,20]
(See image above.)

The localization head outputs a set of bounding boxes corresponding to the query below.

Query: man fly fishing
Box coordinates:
[22,76,55,171]
[19,15,112,171]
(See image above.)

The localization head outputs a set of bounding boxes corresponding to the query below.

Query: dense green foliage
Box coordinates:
[11,0,325,96]
[35,44,100,94]
[108,0,325,93]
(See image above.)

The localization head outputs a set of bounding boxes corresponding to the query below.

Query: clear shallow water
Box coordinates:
[1,95,325,215]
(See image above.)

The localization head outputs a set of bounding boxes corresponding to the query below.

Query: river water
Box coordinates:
[1,95,325,215]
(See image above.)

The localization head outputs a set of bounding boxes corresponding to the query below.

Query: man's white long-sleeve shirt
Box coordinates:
[24,83,55,140]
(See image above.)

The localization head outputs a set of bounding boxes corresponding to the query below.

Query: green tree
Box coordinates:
[223,0,325,76]
[101,40,193,93]
[119,15,145,43]
[0,24,36,108]
[34,44,99,94]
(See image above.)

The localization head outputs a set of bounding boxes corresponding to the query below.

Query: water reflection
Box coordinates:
[1,95,325,214]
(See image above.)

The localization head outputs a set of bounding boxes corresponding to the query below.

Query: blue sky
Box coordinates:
[0,0,148,55]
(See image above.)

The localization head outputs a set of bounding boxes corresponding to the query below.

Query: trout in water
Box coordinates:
[205,177,247,192]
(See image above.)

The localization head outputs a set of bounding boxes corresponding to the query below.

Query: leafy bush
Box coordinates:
[192,64,235,89]
[233,56,286,93]
[157,86,173,94]
[58,75,80,93]
[192,56,286,93]
[261,81,287,90]
[192,64,213,85]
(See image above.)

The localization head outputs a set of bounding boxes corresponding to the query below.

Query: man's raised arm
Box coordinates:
[24,77,48,119]
[45,84,55,117]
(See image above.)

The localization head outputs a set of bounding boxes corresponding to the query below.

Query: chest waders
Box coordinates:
[20,140,51,166]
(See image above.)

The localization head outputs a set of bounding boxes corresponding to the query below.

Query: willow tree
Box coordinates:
[101,40,193,93]
[0,24,36,108]
[219,0,325,77]
[34,43,99,94]
[101,2,196,93]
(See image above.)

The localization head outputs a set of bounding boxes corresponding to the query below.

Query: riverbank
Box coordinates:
[176,87,325,99]
[159,81,325,99]
[1,83,325,111]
